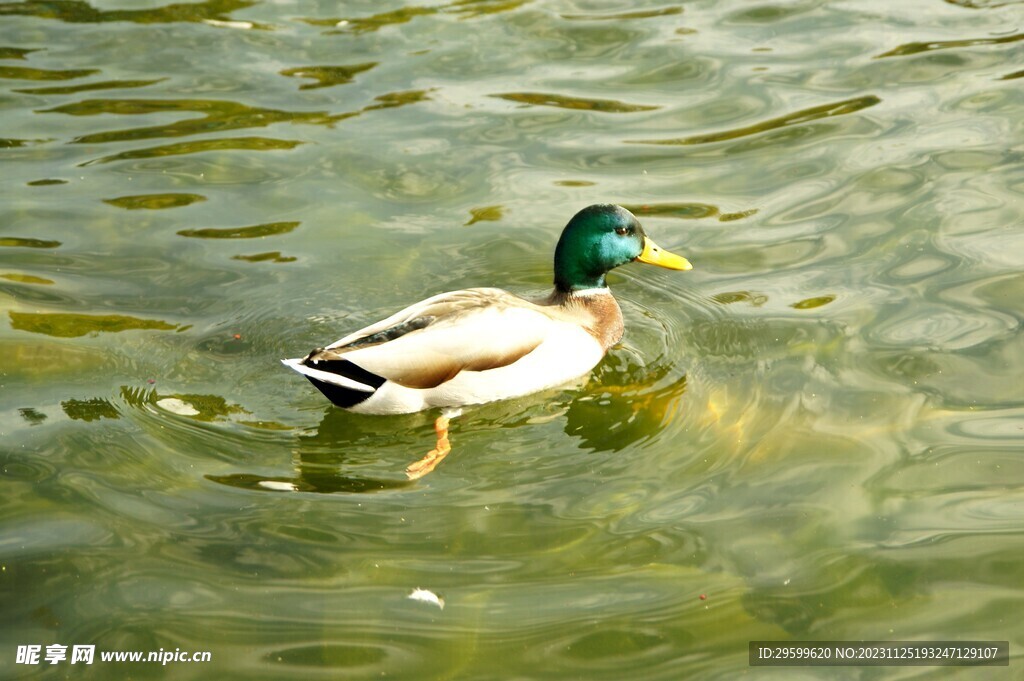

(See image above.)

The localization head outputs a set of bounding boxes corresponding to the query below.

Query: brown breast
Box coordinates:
[577,291,624,351]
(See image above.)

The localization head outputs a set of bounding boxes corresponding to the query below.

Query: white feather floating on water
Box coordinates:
[407,588,444,610]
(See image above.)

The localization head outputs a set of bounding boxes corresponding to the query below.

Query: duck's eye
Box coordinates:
[614,227,629,236]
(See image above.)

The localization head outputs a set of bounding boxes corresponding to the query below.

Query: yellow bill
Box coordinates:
[637,236,692,271]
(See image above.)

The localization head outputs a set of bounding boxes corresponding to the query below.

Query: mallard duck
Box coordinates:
[283,204,691,478]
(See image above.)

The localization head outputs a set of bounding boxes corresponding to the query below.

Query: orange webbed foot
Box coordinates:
[406,413,455,480]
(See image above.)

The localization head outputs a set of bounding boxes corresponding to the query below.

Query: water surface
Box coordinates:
[1,0,1023,678]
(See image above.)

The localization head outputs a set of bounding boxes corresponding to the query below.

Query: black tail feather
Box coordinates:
[303,375,374,408]
[300,358,386,409]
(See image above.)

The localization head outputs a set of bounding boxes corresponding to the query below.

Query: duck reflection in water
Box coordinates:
[210,354,688,495]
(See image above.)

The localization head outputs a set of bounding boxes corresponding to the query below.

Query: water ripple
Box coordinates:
[279,63,378,90]
[0,0,257,25]
[876,32,1024,58]
[14,77,165,95]
[83,136,303,166]
[627,96,881,145]
[491,92,660,113]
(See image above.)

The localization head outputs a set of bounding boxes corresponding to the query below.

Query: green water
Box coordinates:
[2,0,1023,678]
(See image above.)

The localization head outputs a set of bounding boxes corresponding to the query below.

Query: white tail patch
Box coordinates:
[280,358,375,393]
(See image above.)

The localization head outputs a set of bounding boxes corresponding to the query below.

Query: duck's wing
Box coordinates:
[323,288,507,350]
[298,288,557,390]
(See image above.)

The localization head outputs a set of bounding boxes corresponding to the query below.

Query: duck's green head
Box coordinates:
[553,204,692,292]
